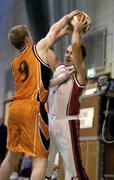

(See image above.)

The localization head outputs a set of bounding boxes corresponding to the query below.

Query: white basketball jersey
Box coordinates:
[48,65,73,119]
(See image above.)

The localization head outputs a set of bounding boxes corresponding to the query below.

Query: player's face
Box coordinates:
[64,45,74,66]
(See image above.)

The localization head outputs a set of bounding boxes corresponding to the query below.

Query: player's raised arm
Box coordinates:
[71,14,89,84]
[36,10,79,51]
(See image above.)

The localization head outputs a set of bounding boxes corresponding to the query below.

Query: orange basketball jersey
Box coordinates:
[7,44,53,157]
[12,45,41,101]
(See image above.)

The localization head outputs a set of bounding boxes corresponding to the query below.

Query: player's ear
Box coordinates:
[25,36,32,46]
[25,36,29,43]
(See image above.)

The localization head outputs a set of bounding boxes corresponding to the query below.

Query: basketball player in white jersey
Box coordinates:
[0,10,80,180]
[46,16,89,180]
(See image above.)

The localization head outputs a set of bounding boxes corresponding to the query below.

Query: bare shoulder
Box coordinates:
[34,43,59,71]
[35,39,48,63]
[35,38,45,52]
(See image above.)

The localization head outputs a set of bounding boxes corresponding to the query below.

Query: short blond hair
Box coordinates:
[8,25,29,50]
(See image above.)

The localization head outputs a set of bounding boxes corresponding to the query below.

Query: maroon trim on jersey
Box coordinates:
[69,120,81,180]
[75,76,87,88]
[69,120,89,180]
[67,79,83,115]
[68,78,89,179]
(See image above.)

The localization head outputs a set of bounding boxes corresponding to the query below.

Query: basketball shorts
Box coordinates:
[7,100,49,158]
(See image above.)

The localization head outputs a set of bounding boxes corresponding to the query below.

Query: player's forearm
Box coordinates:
[55,29,67,42]
[55,25,72,42]
[50,74,69,87]
[42,16,69,49]
[72,27,81,48]
[49,16,70,44]
[48,11,78,46]
[37,16,69,50]
[71,27,82,66]
[39,11,78,49]
[72,28,87,83]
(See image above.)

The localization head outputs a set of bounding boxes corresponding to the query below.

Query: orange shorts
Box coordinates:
[7,100,49,158]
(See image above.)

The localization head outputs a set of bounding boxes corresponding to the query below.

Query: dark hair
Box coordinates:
[8,25,29,50]
[81,44,86,59]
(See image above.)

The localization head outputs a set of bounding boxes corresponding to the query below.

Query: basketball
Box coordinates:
[70,11,91,33]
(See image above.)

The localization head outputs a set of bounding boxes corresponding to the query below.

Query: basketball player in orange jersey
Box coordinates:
[0,10,79,180]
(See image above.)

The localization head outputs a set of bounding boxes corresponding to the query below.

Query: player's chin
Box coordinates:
[64,62,69,66]
[64,62,71,66]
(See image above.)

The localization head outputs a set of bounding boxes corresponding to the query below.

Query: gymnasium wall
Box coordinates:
[0,0,29,117]
[0,0,114,118]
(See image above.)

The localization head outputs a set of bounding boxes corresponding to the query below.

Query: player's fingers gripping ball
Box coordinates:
[70,10,91,33]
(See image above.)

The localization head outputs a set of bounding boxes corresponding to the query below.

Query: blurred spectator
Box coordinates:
[0,118,7,165]
[19,155,32,178]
